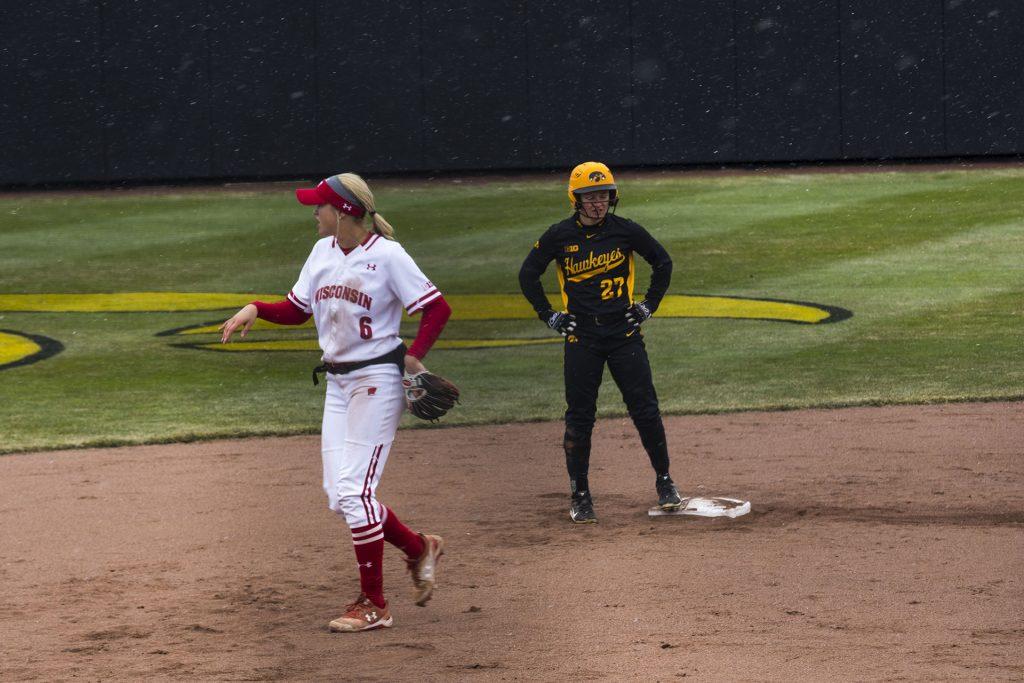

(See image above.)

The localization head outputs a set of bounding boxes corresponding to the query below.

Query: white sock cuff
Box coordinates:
[352,532,385,546]
[351,523,383,540]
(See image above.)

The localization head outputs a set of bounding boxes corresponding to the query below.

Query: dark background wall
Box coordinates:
[1,0,1021,185]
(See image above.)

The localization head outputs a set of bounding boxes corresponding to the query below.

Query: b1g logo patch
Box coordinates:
[588,171,606,182]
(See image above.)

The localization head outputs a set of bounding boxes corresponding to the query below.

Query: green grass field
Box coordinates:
[1,167,1022,454]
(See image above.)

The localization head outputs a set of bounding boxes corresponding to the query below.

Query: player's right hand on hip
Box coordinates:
[545,310,577,336]
[219,303,258,343]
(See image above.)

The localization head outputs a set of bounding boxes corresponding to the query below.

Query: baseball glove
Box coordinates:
[403,371,460,421]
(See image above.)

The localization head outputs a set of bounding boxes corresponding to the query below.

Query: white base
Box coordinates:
[648,496,751,518]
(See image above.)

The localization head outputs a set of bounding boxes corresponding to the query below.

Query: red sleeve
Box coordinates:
[407,296,451,359]
[253,299,312,325]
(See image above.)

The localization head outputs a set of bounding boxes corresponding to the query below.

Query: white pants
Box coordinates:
[321,363,406,528]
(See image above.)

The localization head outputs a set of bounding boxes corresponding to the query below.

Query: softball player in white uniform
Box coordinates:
[220,173,452,632]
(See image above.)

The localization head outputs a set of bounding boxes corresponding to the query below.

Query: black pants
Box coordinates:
[562,329,670,493]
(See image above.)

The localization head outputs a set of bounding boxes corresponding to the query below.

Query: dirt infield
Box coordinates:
[1,402,1021,681]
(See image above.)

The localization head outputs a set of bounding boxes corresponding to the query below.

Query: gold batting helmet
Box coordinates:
[567,161,618,210]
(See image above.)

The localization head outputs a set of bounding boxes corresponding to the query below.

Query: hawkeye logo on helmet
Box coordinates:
[588,171,606,182]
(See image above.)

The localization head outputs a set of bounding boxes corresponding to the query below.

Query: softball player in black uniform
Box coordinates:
[518,162,682,523]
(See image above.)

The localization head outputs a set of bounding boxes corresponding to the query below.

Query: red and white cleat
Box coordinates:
[329,594,393,632]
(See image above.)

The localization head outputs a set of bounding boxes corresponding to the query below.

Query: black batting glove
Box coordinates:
[542,310,577,336]
[625,300,652,330]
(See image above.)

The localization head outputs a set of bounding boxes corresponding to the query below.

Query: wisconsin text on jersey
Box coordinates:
[562,247,627,282]
[314,284,373,310]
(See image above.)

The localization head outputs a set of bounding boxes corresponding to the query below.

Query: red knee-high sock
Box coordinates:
[382,506,425,559]
[350,522,386,608]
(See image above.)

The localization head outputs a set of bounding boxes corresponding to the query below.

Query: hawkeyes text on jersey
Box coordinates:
[518,213,672,320]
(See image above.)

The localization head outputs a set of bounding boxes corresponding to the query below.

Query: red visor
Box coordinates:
[295,180,366,217]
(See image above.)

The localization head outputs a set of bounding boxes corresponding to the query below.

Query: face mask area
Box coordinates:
[575,190,617,220]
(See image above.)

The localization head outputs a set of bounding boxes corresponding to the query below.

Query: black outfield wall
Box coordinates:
[1,0,1021,184]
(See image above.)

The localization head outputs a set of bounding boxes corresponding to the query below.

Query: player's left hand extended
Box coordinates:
[404,354,427,375]
[625,300,652,331]
[219,303,258,343]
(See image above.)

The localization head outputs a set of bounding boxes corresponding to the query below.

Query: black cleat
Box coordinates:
[570,491,597,524]
[656,475,683,510]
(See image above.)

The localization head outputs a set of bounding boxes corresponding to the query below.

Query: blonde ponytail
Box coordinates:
[338,173,395,240]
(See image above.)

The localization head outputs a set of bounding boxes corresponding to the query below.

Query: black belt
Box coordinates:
[312,343,406,386]
[576,310,625,327]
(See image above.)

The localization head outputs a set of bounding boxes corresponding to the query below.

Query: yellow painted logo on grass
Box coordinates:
[0,292,849,324]
[149,292,850,352]
[0,330,64,370]
[0,292,280,312]
[441,294,848,324]
[0,292,851,364]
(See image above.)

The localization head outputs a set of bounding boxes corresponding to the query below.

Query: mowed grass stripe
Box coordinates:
[752,220,1024,318]
[0,168,1021,453]
[646,218,1024,408]
[661,178,1024,291]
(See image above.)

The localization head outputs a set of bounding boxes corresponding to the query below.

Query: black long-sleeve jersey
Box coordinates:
[518,213,673,321]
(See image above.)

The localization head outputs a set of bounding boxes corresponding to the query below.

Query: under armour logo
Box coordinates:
[366,264,376,270]
[358,561,373,569]
[342,202,352,211]
[366,612,377,621]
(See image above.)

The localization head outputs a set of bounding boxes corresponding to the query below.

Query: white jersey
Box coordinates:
[287,233,441,363]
